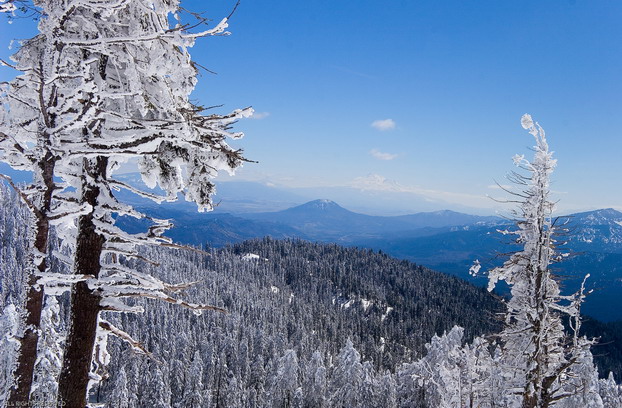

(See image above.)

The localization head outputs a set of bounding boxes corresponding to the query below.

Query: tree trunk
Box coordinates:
[7,275,45,405]
[7,153,55,406]
[57,157,106,407]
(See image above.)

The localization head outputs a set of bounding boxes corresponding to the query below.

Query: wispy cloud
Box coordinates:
[350,174,496,209]
[249,111,270,120]
[370,149,397,161]
[330,65,375,79]
[371,119,396,131]
[351,174,405,192]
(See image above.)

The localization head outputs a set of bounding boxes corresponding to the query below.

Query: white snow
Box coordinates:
[271,286,279,294]
[342,299,355,309]
[361,299,372,311]
[381,306,393,321]
[242,253,267,261]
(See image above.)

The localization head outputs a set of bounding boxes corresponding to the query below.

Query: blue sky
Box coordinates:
[2,0,622,214]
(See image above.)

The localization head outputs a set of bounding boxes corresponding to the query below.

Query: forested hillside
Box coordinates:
[2,184,622,406]
[0,184,503,406]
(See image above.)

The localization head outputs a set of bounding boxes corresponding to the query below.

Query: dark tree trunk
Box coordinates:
[7,152,55,406]
[57,157,107,408]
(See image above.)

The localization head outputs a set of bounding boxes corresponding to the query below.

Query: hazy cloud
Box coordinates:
[351,174,406,192]
[371,118,396,131]
[370,149,397,161]
[350,174,497,209]
[249,111,270,120]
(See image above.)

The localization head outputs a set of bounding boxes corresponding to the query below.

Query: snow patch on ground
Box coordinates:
[242,253,268,261]
[271,286,279,294]
[381,306,393,322]
[361,299,372,311]
[342,299,355,309]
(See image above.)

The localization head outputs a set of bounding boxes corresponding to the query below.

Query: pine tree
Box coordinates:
[599,373,622,408]
[329,339,365,407]
[270,348,300,407]
[0,304,20,404]
[0,1,252,405]
[29,297,63,406]
[181,351,206,407]
[0,17,69,402]
[107,366,131,408]
[481,114,601,407]
[302,350,327,408]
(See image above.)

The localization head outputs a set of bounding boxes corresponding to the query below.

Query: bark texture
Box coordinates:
[57,157,106,407]
[7,153,55,405]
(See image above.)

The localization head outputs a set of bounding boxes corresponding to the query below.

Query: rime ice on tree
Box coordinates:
[1,0,250,405]
[480,114,602,407]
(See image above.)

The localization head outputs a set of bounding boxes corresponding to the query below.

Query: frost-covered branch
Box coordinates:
[475,114,601,408]
[98,320,160,363]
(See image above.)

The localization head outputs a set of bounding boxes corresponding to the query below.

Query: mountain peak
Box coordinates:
[572,208,622,226]
[301,199,342,211]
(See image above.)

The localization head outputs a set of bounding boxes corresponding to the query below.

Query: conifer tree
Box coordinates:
[0,14,69,401]
[481,114,601,407]
[4,0,250,405]
[329,339,365,407]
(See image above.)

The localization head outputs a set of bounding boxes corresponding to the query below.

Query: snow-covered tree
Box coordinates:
[599,373,622,408]
[107,366,131,408]
[398,326,468,407]
[302,350,327,408]
[53,1,249,405]
[3,0,250,405]
[329,339,365,407]
[29,296,63,406]
[0,304,20,403]
[479,114,601,407]
[270,348,300,407]
[0,18,70,401]
[181,351,207,407]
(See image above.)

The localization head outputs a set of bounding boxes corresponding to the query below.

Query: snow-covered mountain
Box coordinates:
[569,208,622,251]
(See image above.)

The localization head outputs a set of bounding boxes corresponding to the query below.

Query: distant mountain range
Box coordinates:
[108,175,622,322]
[241,199,502,241]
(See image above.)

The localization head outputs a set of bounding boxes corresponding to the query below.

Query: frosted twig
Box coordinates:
[98,321,161,364]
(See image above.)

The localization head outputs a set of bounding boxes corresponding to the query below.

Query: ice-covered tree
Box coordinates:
[270,348,300,407]
[181,351,206,407]
[599,373,622,408]
[29,297,63,406]
[107,366,131,408]
[329,339,365,407]
[397,326,469,407]
[0,304,20,403]
[3,0,250,405]
[0,15,73,400]
[302,350,327,408]
[478,114,601,407]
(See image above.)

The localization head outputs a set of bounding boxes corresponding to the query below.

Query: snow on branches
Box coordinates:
[476,114,601,407]
[1,0,248,404]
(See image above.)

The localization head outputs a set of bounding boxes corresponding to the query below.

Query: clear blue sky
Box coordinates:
[2,0,621,214]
